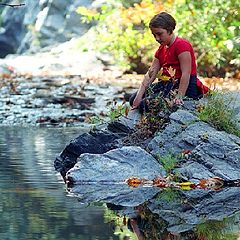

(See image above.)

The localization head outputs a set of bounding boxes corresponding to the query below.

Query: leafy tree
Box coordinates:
[77,0,239,77]
[172,0,240,77]
[77,0,164,73]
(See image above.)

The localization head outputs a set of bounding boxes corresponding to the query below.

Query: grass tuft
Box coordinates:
[198,91,240,137]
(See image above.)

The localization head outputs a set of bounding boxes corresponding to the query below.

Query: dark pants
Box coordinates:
[129,75,202,114]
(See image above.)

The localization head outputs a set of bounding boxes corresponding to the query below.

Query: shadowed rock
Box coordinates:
[54,130,121,178]
[54,110,142,178]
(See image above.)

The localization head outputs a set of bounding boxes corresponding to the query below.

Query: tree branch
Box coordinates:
[0,3,25,7]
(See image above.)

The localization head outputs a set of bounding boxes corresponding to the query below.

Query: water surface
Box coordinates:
[0,127,118,240]
[1,127,240,240]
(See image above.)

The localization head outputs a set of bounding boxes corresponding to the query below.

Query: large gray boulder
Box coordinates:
[66,146,166,183]
[66,146,166,206]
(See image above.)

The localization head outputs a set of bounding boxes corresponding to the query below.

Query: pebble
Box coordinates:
[0,74,128,127]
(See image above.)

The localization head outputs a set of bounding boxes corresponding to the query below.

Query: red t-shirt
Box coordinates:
[154,37,197,79]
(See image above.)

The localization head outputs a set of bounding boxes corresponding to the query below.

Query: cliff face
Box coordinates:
[0,0,93,57]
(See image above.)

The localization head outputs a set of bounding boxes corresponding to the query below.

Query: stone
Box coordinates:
[66,146,166,183]
[66,146,166,206]
[148,110,240,181]
[54,130,121,177]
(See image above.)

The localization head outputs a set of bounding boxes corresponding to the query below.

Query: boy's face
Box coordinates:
[150,27,172,46]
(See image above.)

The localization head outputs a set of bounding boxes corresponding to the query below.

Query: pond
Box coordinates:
[0,127,239,240]
[0,127,119,240]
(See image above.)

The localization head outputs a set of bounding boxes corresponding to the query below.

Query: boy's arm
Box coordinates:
[132,58,160,109]
[174,51,191,105]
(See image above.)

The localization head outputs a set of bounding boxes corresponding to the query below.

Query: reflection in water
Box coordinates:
[105,200,240,240]
[0,127,118,240]
[1,126,240,240]
[68,181,240,239]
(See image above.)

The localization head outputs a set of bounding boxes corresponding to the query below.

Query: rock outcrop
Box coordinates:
[148,109,240,181]
[0,0,92,57]
[54,97,240,235]
[55,99,240,204]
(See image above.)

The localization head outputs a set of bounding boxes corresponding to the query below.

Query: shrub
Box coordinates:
[77,0,239,76]
[77,0,163,73]
[168,0,240,77]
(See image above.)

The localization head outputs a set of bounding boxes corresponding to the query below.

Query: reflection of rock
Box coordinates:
[148,187,240,234]
[68,184,160,207]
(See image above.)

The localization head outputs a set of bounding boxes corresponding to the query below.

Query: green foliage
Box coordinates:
[77,0,239,77]
[77,0,163,73]
[104,208,137,239]
[107,102,129,121]
[88,115,103,125]
[172,0,240,77]
[87,101,129,126]
[156,153,178,174]
[198,92,240,137]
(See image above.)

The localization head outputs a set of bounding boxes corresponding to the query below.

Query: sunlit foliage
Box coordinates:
[173,0,240,77]
[77,0,163,73]
[77,0,239,77]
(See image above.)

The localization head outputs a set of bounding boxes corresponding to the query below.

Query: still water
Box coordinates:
[1,127,240,240]
[0,127,120,240]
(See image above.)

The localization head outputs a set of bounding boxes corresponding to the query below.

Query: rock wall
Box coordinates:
[0,0,93,57]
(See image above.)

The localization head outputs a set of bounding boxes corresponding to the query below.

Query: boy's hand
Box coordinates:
[132,96,142,109]
[173,95,184,106]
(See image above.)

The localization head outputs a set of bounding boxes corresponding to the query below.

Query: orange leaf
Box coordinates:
[125,107,129,117]
[126,177,142,187]
[153,177,167,187]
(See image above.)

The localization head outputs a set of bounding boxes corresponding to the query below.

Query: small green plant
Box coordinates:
[88,115,104,125]
[87,101,130,126]
[107,102,129,121]
[156,153,178,174]
[198,92,240,137]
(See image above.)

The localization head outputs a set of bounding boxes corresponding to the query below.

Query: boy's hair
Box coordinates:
[149,12,176,34]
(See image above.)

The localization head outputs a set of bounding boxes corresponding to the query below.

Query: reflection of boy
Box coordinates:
[127,216,145,240]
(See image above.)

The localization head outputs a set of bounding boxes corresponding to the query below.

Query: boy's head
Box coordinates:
[149,12,176,34]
